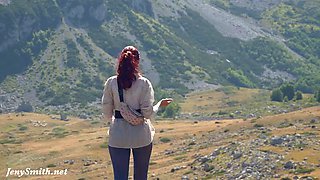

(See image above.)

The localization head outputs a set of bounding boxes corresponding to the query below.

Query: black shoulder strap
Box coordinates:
[117,79,124,102]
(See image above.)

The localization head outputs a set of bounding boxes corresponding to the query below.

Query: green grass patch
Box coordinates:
[18,125,28,131]
[213,170,226,176]
[216,86,236,95]
[90,121,100,125]
[254,124,264,128]
[13,150,24,154]
[295,143,307,148]
[49,151,59,156]
[280,178,291,180]
[202,174,214,180]
[302,132,317,136]
[149,161,157,165]
[47,164,56,168]
[159,137,171,143]
[0,138,19,144]
[293,168,315,174]
[183,170,193,175]
[51,127,68,138]
[278,122,294,128]
[100,142,108,148]
[174,155,187,161]
[250,119,257,123]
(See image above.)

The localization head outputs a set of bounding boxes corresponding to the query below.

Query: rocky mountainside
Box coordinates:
[0,0,319,114]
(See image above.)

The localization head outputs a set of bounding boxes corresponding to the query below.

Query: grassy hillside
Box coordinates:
[262,0,320,93]
[0,0,61,81]
[180,86,318,120]
[0,107,319,179]
[206,0,320,92]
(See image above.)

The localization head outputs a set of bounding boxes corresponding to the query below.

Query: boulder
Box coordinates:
[181,175,189,180]
[60,113,68,121]
[232,152,243,160]
[203,163,213,172]
[284,161,295,169]
[270,137,283,146]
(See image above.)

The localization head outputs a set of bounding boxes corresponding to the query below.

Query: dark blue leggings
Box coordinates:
[108,143,153,180]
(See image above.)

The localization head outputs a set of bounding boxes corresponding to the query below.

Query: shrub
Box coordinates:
[162,102,181,118]
[51,127,68,138]
[280,83,295,100]
[160,137,171,143]
[100,142,108,148]
[294,168,315,174]
[271,88,283,102]
[226,68,255,88]
[254,124,264,128]
[47,164,56,168]
[295,91,303,100]
[16,101,33,112]
[19,126,28,131]
[315,89,320,102]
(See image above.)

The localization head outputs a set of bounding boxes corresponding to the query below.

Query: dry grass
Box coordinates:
[0,106,319,179]
[180,86,316,119]
[180,87,262,114]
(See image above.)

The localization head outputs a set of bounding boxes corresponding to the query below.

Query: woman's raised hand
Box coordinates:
[159,98,173,107]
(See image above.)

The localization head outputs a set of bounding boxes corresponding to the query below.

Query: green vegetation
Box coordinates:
[280,83,295,101]
[315,89,320,102]
[208,0,262,19]
[293,168,315,174]
[51,127,68,138]
[263,1,320,92]
[47,164,57,168]
[162,102,181,118]
[18,125,28,131]
[159,137,171,143]
[182,86,318,119]
[0,0,61,81]
[295,91,303,100]
[253,124,264,128]
[174,155,187,161]
[281,178,292,180]
[16,102,34,112]
[225,68,255,88]
[271,88,284,102]
[213,170,226,176]
[64,39,83,69]
[100,142,108,148]
[0,0,319,115]
[271,83,302,102]
[0,138,17,144]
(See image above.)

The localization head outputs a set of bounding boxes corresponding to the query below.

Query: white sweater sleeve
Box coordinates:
[140,79,159,119]
[101,78,114,122]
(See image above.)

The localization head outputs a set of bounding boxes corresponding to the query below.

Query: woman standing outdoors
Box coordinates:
[102,46,172,180]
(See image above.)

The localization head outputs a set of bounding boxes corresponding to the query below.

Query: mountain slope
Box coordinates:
[0,0,319,114]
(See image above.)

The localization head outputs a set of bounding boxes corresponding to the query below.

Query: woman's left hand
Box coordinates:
[159,98,173,107]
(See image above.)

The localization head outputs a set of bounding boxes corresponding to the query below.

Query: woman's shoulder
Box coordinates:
[107,75,117,80]
[137,75,152,84]
[104,75,117,86]
[136,75,153,90]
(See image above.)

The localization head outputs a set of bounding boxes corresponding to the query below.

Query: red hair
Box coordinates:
[117,46,140,89]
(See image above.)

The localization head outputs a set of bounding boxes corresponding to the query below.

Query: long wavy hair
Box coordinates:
[117,46,141,89]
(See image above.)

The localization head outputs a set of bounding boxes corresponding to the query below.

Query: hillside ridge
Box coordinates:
[0,0,319,114]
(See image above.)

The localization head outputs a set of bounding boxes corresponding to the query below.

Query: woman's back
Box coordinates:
[105,75,154,113]
[103,75,156,148]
